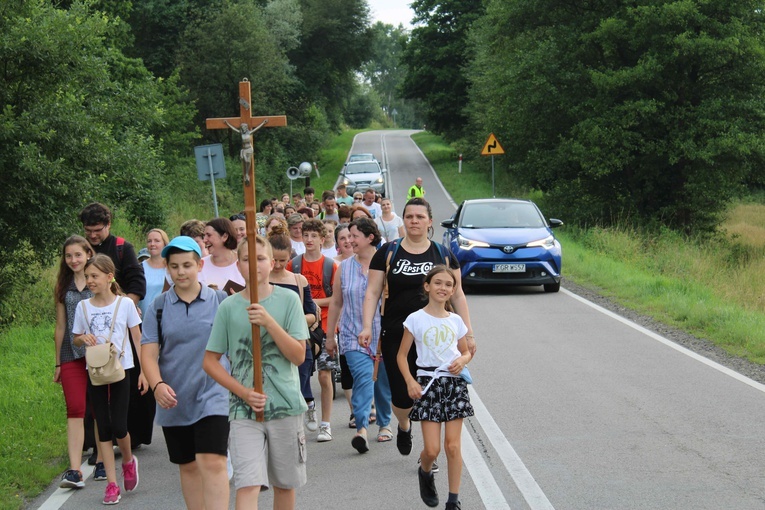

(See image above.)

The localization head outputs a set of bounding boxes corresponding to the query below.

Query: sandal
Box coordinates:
[370,406,376,424]
[348,414,356,429]
[377,427,393,443]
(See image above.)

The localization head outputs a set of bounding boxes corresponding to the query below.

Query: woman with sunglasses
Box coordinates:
[229,213,247,243]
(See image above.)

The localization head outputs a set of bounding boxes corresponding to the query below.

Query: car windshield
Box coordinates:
[459,202,545,228]
[349,154,374,162]
[345,162,381,175]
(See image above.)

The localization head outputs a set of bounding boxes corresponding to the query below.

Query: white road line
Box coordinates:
[470,390,556,510]
[561,288,765,395]
[462,417,512,510]
[380,134,397,202]
[38,461,94,510]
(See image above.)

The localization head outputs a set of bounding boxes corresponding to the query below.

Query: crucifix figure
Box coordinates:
[223,119,268,183]
[206,78,287,421]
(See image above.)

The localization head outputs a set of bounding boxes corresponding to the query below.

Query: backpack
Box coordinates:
[116,236,125,262]
[153,288,228,351]
[290,255,335,298]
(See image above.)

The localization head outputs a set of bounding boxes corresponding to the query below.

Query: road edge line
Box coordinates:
[470,390,556,510]
[561,287,765,394]
[37,461,94,510]
[461,416,512,509]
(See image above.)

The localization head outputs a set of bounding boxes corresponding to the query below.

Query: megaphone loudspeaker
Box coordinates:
[286,167,300,180]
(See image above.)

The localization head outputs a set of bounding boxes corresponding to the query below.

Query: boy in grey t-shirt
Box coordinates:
[141,236,230,510]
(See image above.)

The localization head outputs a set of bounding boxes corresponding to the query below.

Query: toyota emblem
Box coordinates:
[503,246,514,253]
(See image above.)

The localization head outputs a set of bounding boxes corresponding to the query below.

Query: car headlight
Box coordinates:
[526,235,555,249]
[343,178,351,186]
[376,177,384,184]
[457,234,489,250]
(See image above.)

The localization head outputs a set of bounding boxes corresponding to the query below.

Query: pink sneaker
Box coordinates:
[102,482,121,505]
[122,455,139,492]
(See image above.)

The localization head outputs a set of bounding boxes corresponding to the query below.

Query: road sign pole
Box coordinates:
[207,148,219,217]
[492,155,496,198]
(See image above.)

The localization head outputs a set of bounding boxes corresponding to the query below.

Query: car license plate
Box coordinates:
[493,263,525,273]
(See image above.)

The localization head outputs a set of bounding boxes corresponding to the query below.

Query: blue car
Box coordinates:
[441,198,563,292]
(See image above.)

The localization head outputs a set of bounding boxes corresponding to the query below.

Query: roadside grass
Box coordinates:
[413,131,765,365]
[557,228,765,363]
[0,324,67,510]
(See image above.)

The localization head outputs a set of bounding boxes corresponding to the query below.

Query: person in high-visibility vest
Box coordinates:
[407,177,425,200]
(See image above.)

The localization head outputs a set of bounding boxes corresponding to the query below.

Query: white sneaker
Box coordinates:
[317,424,333,442]
[305,405,318,432]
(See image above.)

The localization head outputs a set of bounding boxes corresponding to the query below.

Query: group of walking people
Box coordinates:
[54,192,477,509]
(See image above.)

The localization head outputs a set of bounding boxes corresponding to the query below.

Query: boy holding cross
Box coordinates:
[203,236,309,510]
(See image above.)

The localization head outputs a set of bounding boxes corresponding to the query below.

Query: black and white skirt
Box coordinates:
[410,375,474,423]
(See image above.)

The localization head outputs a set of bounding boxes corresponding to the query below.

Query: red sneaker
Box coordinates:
[103,482,121,505]
[122,455,139,492]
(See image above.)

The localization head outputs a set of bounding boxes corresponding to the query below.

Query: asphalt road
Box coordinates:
[30,130,765,510]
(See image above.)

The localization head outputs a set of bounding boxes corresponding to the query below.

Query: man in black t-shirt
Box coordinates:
[79,202,154,450]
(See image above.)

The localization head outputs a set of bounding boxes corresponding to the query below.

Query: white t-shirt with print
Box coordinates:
[403,309,468,374]
[72,296,142,369]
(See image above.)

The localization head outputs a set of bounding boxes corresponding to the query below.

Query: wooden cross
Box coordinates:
[206,79,287,422]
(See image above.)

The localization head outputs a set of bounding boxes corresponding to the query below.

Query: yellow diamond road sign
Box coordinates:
[481,133,505,156]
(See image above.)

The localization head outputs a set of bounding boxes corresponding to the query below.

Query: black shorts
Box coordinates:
[162,415,230,465]
[380,323,417,409]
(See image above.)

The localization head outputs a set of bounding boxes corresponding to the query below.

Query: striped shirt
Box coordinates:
[338,256,380,354]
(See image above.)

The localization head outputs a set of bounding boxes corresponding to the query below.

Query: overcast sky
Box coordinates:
[367,0,414,28]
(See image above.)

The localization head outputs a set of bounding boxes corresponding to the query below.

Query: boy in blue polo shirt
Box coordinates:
[141,236,230,510]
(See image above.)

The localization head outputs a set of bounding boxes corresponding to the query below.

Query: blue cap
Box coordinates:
[161,236,202,259]
[137,247,150,261]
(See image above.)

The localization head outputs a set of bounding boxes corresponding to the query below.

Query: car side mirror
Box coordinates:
[441,219,454,228]
[382,168,388,173]
[549,218,564,228]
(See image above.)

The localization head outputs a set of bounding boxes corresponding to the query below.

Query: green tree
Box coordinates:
[0,0,194,310]
[177,1,297,138]
[289,0,373,128]
[125,0,224,77]
[177,1,334,195]
[360,22,422,127]
[468,0,765,232]
[401,0,484,139]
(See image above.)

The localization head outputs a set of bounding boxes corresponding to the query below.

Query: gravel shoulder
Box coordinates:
[561,278,765,386]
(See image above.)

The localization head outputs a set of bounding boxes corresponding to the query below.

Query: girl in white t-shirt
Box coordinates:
[72,254,146,505]
[398,265,473,510]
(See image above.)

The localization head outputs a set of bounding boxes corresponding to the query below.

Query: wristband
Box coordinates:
[55,364,61,368]
[154,381,167,392]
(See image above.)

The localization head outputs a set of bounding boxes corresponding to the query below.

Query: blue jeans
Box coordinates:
[344,350,392,432]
